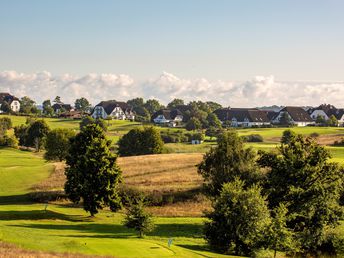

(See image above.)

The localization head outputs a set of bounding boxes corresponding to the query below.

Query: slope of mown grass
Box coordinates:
[0,148,53,198]
[237,126,344,142]
[0,148,234,257]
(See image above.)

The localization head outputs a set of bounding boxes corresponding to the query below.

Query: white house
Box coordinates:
[272,106,314,126]
[0,93,20,113]
[92,100,135,120]
[308,104,344,125]
[213,108,271,127]
[152,109,183,127]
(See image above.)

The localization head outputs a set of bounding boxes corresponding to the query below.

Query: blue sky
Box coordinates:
[1,0,343,81]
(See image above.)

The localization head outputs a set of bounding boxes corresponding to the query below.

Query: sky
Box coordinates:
[0,0,344,106]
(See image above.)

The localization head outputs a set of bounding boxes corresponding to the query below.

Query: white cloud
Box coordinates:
[0,70,344,108]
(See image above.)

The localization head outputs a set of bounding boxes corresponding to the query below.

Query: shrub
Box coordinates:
[310,132,320,138]
[0,135,18,148]
[242,134,264,142]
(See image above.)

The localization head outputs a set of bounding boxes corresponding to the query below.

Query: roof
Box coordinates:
[281,106,313,122]
[0,93,19,104]
[214,108,270,123]
[309,104,344,119]
[94,100,133,115]
[152,109,183,120]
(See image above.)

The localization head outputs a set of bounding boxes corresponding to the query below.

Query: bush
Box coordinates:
[0,134,18,148]
[0,117,12,130]
[310,132,320,138]
[242,134,264,142]
[160,130,188,143]
[118,127,164,156]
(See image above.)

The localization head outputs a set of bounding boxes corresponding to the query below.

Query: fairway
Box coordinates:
[0,148,233,258]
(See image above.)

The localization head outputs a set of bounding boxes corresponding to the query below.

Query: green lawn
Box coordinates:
[237,126,344,142]
[0,148,234,258]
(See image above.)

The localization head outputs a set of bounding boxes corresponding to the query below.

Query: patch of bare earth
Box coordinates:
[0,241,112,258]
[315,134,344,145]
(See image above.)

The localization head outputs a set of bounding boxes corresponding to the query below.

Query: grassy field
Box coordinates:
[0,148,234,258]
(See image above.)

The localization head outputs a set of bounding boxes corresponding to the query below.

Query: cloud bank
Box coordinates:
[0,70,343,108]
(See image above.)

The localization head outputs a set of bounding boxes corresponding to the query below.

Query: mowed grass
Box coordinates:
[237,126,344,142]
[0,148,53,197]
[0,148,233,258]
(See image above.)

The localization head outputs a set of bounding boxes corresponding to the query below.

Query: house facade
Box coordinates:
[272,106,314,126]
[214,108,271,127]
[92,100,135,120]
[0,93,20,113]
[152,109,183,127]
[308,104,344,125]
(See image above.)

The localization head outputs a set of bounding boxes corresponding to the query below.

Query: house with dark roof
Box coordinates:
[152,109,183,127]
[308,104,344,125]
[91,100,135,120]
[0,93,20,113]
[272,106,314,126]
[214,108,271,127]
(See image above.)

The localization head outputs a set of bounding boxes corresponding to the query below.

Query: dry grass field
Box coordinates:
[31,153,209,216]
[118,153,204,193]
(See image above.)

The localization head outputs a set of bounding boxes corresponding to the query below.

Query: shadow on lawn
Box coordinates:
[0,210,88,222]
[0,194,32,204]
[12,222,203,238]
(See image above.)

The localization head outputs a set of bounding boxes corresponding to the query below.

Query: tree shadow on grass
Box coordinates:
[0,210,89,222]
[0,194,32,204]
[11,222,203,239]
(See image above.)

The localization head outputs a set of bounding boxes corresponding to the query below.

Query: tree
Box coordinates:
[123,195,155,238]
[26,120,50,151]
[327,115,338,127]
[118,127,163,156]
[19,96,36,114]
[198,131,262,197]
[167,98,184,109]
[205,126,222,140]
[206,101,222,112]
[279,112,292,126]
[204,178,270,255]
[75,97,91,112]
[206,113,222,129]
[281,129,296,144]
[0,117,12,131]
[42,99,54,116]
[80,116,107,132]
[185,117,202,131]
[144,99,163,115]
[0,101,11,113]
[127,97,145,108]
[53,96,62,104]
[64,124,122,216]
[267,204,298,258]
[44,128,76,161]
[316,115,326,125]
[258,135,344,254]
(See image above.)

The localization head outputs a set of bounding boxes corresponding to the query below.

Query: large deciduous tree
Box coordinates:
[258,134,344,254]
[118,127,163,156]
[198,131,262,197]
[74,97,91,112]
[44,128,76,161]
[26,119,50,151]
[64,124,122,216]
[204,178,270,256]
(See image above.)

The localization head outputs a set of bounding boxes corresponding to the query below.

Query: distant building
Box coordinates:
[0,93,20,113]
[91,100,135,120]
[214,108,271,127]
[308,104,344,125]
[152,109,183,127]
[272,106,314,126]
